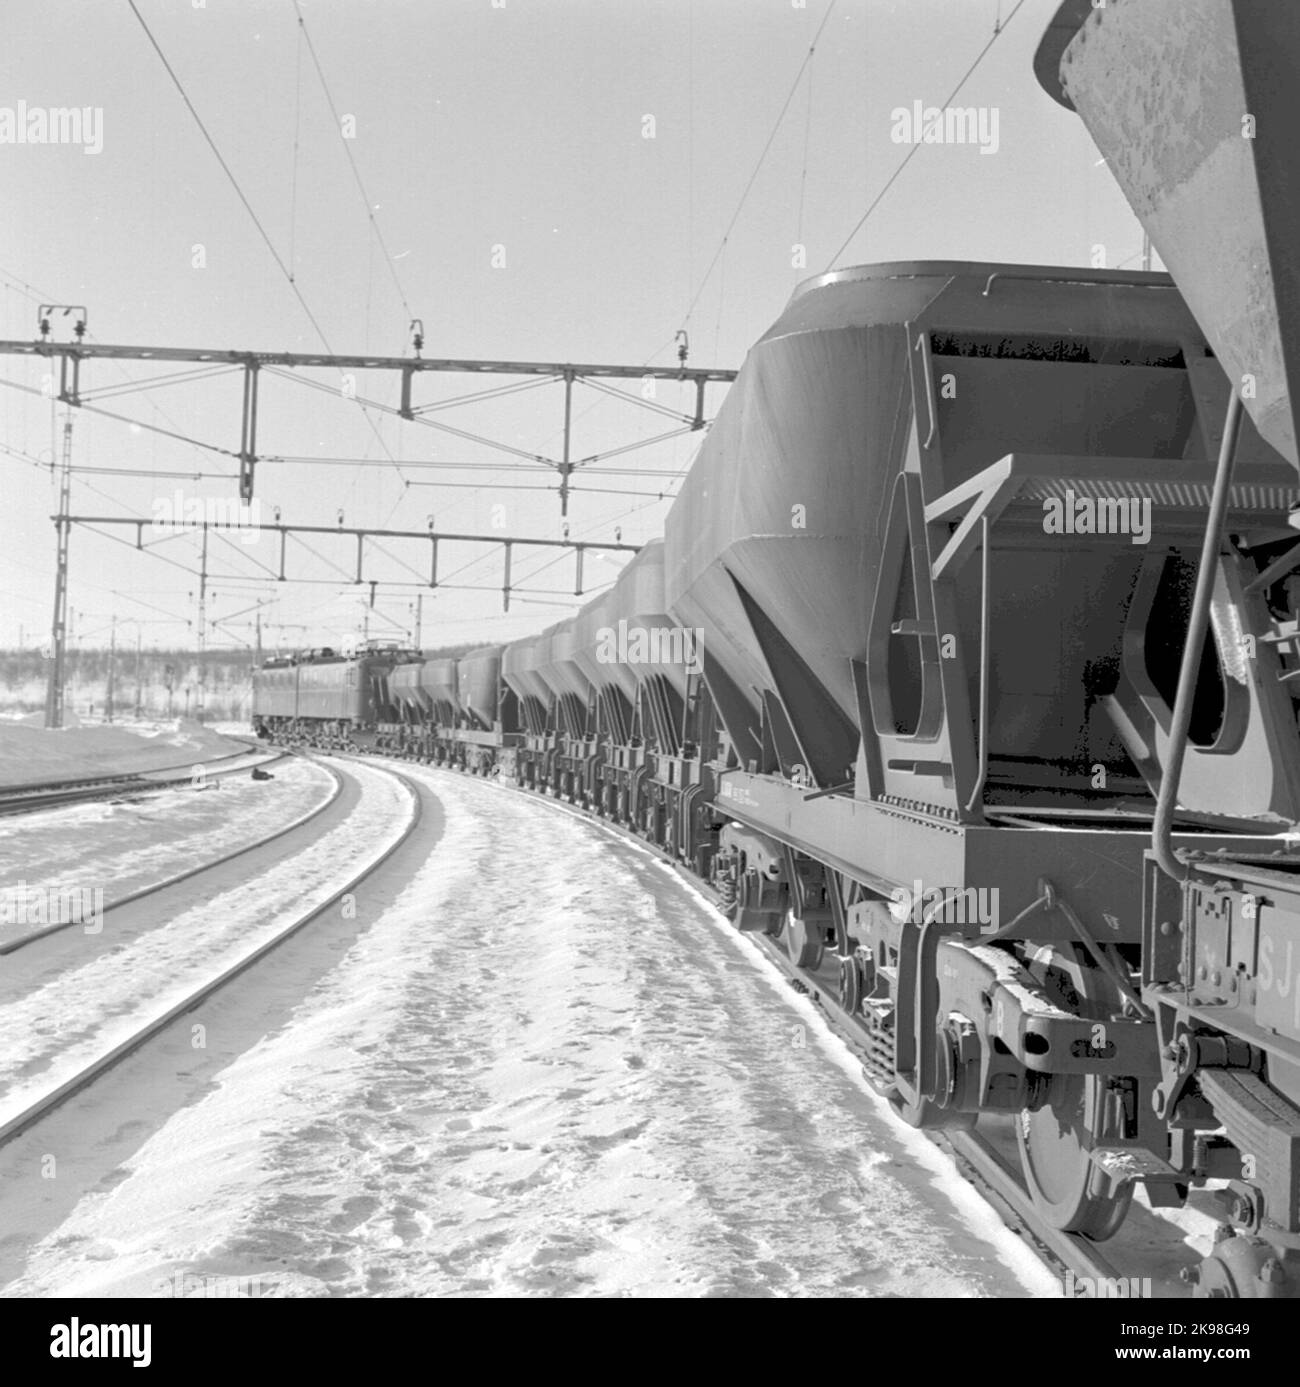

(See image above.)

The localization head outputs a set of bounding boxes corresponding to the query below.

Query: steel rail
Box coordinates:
[0,761,422,1149]
[0,742,284,816]
[0,755,344,955]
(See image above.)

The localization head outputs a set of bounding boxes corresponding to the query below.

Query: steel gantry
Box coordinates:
[0,336,737,506]
[41,515,642,727]
[42,410,74,728]
[60,515,640,607]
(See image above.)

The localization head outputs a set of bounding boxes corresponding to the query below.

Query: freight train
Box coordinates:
[253,0,1300,1296]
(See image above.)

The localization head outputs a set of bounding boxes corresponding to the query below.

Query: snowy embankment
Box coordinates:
[0,719,250,788]
[0,760,412,1136]
[0,756,337,942]
[1,765,1056,1298]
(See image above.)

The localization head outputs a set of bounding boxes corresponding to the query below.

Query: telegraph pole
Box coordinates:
[44,409,73,729]
[413,593,423,651]
[196,523,208,723]
[559,369,574,517]
[134,629,143,719]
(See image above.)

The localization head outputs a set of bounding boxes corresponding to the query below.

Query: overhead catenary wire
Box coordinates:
[125,0,409,488]
[0,373,240,465]
[259,367,549,465]
[796,31,815,250]
[13,441,650,641]
[289,16,303,281]
[125,0,327,346]
[0,267,235,523]
[289,0,431,537]
[290,0,415,323]
[824,0,1030,269]
[16,12,723,648]
[77,364,241,403]
[678,0,838,332]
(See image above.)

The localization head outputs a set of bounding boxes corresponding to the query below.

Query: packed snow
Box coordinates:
[0,756,337,937]
[0,719,248,787]
[0,762,1058,1298]
[0,759,413,1133]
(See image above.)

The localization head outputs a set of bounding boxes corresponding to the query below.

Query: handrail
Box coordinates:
[1152,389,1245,882]
[965,516,991,814]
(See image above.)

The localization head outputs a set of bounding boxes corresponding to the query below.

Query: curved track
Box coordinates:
[0,742,287,817]
[0,760,422,1150]
[0,755,345,955]
[367,749,1194,1296]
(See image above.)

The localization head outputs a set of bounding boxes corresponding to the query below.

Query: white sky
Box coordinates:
[0,0,1149,656]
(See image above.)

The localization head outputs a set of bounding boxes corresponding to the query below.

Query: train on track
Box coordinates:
[253,0,1300,1296]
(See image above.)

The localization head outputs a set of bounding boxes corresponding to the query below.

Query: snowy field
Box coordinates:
[0,763,1059,1298]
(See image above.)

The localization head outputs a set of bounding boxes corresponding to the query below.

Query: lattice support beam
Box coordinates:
[4,337,735,508]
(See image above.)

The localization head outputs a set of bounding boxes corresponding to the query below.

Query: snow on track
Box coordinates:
[0,759,410,1132]
[0,757,336,937]
[1,766,1056,1298]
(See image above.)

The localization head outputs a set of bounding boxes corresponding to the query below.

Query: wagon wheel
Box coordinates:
[837,951,862,1015]
[1017,946,1134,1241]
[713,852,740,922]
[781,908,824,970]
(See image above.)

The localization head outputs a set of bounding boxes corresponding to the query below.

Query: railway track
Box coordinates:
[742,931,1135,1291]
[372,750,1179,1296]
[0,741,286,818]
[0,761,422,1150]
[0,755,344,955]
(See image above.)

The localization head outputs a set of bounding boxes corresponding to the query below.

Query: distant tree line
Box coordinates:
[0,646,254,721]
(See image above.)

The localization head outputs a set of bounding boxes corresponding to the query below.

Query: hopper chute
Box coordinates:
[1036,0,1300,474]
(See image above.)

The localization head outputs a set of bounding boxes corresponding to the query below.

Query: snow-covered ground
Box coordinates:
[0,756,337,937]
[0,759,412,1134]
[0,718,250,787]
[0,764,1057,1298]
